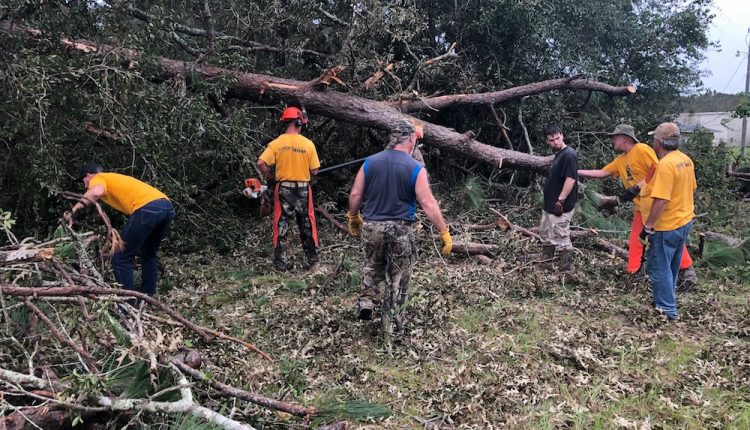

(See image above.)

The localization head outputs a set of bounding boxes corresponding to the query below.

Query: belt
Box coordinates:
[365,219,413,226]
[279,181,309,188]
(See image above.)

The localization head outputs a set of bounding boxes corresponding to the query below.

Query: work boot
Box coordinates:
[558,249,574,274]
[272,260,287,273]
[357,297,375,321]
[537,245,556,270]
[307,261,320,273]
[677,266,697,293]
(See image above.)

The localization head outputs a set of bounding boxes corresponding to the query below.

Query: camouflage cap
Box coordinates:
[391,119,416,137]
[608,124,638,142]
[648,122,680,140]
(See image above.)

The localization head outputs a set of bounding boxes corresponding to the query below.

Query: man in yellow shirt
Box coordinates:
[64,163,175,297]
[257,106,321,272]
[578,124,695,289]
[639,123,697,321]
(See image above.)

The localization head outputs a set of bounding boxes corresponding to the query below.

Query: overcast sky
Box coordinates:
[700,0,750,94]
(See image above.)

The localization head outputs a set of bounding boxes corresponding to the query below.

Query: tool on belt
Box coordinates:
[242,177,273,217]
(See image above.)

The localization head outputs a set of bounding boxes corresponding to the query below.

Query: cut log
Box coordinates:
[0,21,635,172]
[0,247,54,265]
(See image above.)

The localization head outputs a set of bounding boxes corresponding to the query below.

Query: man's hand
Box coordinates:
[265,178,276,190]
[63,211,73,227]
[639,226,655,247]
[347,212,363,236]
[618,185,641,203]
[553,199,564,216]
[440,228,453,255]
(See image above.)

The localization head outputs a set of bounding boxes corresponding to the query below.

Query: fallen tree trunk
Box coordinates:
[0,21,635,172]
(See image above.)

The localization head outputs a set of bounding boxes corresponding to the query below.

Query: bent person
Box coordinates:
[64,163,175,297]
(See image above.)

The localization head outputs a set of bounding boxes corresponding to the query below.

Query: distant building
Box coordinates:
[676,112,744,146]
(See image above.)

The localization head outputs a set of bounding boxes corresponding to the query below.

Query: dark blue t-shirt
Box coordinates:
[362,150,422,221]
[543,146,578,214]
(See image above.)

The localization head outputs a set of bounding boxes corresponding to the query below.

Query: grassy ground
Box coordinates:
[159,200,750,429]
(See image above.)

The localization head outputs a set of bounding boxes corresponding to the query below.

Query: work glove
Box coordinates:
[639,226,655,247]
[347,212,363,236]
[440,228,453,255]
[618,185,641,203]
[265,178,276,190]
[553,199,564,216]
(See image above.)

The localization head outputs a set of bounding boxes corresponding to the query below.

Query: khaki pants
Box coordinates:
[539,210,574,250]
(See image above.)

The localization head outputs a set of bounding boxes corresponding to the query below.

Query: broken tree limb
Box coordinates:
[0,284,271,360]
[0,247,54,265]
[0,21,635,172]
[451,242,499,257]
[171,359,313,417]
[386,77,636,113]
[315,206,349,235]
[0,366,258,430]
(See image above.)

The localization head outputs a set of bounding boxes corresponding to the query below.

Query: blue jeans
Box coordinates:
[646,221,693,319]
[112,199,175,296]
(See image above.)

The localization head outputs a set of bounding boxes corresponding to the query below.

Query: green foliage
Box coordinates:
[732,94,750,119]
[279,359,309,396]
[0,210,15,235]
[312,389,391,426]
[682,131,735,214]
[459,176,486,212]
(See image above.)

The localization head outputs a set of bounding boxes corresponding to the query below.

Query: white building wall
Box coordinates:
[677,112,745,146]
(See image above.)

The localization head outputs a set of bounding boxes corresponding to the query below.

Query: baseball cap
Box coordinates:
[647,122,680,140]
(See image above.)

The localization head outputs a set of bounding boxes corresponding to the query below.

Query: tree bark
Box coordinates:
[0,21,635,172]
[386,78,636,113]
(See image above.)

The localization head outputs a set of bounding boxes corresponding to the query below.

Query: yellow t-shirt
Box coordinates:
[88,173,168,216]
[259,134,320,181]
[602,143,658,211]
[640,150,697,231]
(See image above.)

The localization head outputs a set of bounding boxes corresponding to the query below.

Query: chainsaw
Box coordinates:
[242,177,273,217]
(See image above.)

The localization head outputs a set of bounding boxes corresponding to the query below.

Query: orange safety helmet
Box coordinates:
[280,106,308,124]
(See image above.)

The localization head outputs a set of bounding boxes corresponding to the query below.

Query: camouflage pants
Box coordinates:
[272,184,318,270]
[360,220,417,333]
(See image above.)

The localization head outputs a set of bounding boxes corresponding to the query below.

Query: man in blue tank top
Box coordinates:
[347,119,452,336]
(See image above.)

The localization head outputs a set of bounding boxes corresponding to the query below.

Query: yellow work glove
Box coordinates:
[347,212,363,236]
[440,228,453,255]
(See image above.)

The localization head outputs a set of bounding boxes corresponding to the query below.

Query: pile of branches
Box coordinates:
[0,201,345,430]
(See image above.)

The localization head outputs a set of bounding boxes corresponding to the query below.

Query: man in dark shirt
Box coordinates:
[347,119,452,337]
[539,124,578,273]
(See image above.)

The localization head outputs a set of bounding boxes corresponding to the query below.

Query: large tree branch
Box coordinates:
[387,77,636,113]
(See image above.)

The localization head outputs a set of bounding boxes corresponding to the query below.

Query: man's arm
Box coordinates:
[310,168,319,177]
[256,160,273,181]
[71,185,105,213]
[414,170,447,233]
[644,198,668,229]
[578,169,612,179]
[558,177,577,201]
[64,184,105,226]
[348,167,366,215]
